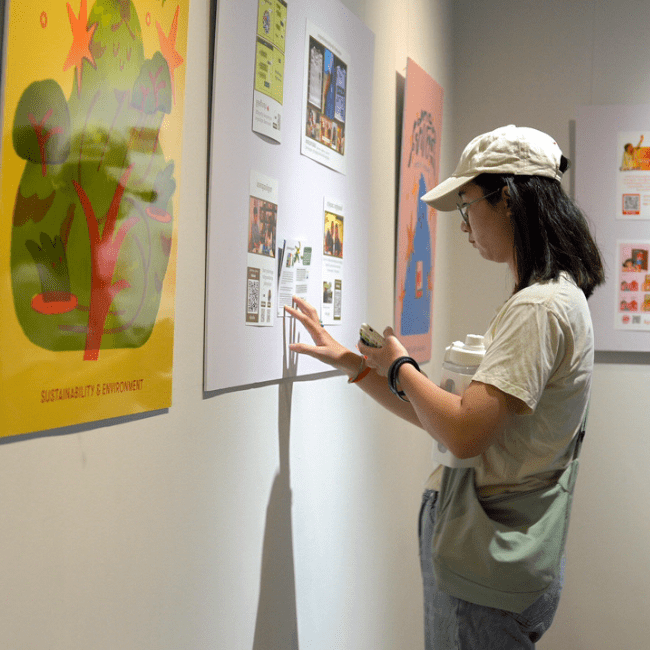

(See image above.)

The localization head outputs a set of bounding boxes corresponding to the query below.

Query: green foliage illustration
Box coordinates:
[10,0,182,360]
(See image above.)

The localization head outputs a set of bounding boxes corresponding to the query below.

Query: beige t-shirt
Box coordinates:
[427,273,593,497]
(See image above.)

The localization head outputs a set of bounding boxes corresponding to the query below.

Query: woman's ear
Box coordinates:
[501,186,512,210]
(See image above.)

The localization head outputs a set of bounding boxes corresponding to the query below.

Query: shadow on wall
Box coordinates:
[395,70,405,254]
[252,318,300,650]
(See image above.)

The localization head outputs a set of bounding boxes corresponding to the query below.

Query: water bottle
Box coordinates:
[432,334,486,468]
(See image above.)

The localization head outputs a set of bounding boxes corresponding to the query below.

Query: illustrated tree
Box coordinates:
[10,0,181,360]
[400,174,432,335]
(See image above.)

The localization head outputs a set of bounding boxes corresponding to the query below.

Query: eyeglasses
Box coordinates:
[456,188,502,226]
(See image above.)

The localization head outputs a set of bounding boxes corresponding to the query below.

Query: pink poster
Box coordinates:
[616,241,650,330]
[394,58,443,362]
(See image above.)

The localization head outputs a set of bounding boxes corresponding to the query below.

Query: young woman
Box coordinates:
[285,125,604,649]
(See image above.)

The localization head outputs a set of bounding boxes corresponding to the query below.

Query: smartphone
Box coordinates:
[359,323,385,348]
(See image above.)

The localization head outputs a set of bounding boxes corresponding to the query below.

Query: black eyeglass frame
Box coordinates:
[456,188,503,226]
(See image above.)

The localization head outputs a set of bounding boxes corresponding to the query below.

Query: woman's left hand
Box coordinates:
[358,326,409,376]
[284,296,360,375]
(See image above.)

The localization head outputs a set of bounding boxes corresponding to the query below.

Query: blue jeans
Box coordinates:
[418,489,564,650]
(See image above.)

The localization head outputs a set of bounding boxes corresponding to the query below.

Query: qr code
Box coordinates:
[623,194,640,214]
[633,316,641,324]
[334,286,342,320]
[247,278,260,315]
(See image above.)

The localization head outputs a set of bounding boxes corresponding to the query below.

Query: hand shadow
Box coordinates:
[251,315,300,649]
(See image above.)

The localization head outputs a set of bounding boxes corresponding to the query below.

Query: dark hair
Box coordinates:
[473,172,605,298]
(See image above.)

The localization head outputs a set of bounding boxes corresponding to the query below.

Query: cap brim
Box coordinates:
[421,174,476,212]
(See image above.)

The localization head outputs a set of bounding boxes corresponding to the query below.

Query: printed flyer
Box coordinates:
[301,20,348,174]
[277,239,312,316]
[0,0,189,437]
[321,197,344,324]
[615,241,650,330]
[394,58,443,363]
[246,170,278,326]
[252,0,287,142]
[616,131,650,220]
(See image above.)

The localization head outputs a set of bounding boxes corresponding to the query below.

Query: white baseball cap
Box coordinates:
[421,125,566,211]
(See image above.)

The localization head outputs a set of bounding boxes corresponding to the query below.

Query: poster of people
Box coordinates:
[616,132,650,220]
[252,0,287,142]
[394,58,443,363]
[301,20,348,174]
[246,171,278,326]
[321,198,344,324]
[0,0,189,438]
[615,241,650,330]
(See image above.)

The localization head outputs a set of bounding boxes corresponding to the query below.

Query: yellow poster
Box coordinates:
[252,0,286,141]
[0,0,190,437]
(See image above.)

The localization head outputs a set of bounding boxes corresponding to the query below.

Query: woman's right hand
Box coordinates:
[284,296,361,376]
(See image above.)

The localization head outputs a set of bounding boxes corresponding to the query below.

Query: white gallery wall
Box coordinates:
[1,0,648,649]
[0,0,454,649]
[449,2,650,649]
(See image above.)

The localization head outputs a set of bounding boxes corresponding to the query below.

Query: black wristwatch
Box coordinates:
[387,356,420,401]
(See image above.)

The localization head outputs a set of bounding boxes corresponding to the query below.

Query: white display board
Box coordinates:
[204,0,375,391]
[576,104,650,352]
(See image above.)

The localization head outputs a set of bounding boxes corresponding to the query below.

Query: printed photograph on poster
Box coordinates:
[246,171,278,326]
[616,131,650,220]
[394,58,443,363]
[252,0,287,142]
[321,198,344,324]
[615,241,650,330]
[0,0,189,437]
[277,240,312,316]
[301,20,348,174]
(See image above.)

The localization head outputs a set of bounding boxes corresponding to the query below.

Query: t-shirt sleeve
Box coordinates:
[472,302,566,413]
